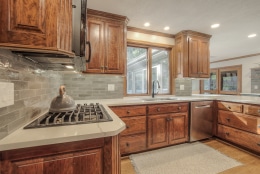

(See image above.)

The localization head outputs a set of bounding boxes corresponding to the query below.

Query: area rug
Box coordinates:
[130,142,242,174]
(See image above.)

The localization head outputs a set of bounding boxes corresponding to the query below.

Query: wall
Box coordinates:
[0,49,63,139]
[210,55,260,93]
[63,73,124,100]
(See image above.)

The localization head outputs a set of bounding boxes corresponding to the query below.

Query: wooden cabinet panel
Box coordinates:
[147,103,188,115]
[120,134,146,154]
[120,116,146,136]
[110,105,146,117]
[174,30,211,78]
[217,101,243,113]
[147,115,169,149]
[0,0,73,56]
[85,9,128,74]
[244,104,260,117]
[218,124,260,154]
[168,113,188,144]
[218,110,260,134]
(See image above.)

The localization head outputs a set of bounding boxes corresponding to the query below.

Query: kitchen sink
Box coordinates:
[142,97,178,101]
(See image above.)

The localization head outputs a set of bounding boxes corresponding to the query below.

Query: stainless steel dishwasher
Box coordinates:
[189,101,213,142]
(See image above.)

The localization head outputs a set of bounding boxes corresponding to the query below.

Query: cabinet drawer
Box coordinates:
[147,103,188,115]
[244,104,260,117]
[217,102,243,113]
[109,105,146,117]
[218,110,260,134]
[120,134,146,155]
[120,116,146,136]
[217,124,260,154]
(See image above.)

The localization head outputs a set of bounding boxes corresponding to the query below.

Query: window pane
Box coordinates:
[221,71,237,91]
[151,49,170,94]
[127,47,148,94]
[204,72,217,90]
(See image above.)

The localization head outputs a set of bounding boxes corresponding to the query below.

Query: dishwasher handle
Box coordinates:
[194,105,211,109]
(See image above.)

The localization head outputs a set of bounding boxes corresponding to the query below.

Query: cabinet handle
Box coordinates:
[227,106,231,110]
[178,106,182,110]
[126,125,129,129]
[100,66,104,70]
[157,108,161,112]
[127,111,130,114]
[226,118,230,122]
[166,118,173,121]
[126,142,129,147]
[225,132,230,136]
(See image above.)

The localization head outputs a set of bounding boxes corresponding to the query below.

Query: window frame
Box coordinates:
[125,42,173,96]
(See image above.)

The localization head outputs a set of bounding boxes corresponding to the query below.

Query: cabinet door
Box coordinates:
[86,18,105,73]
[168,113,188,144]
[147,115,169,149]
[104,21,125,74]
[6,149,102,174]
[188,36,210,78]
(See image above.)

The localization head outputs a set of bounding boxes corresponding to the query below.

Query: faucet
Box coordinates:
[152,80,160,98]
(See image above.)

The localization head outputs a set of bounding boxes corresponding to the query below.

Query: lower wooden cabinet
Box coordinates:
[0,136,120,174]
[147,112,188,149]
[218,124,260,154]
[120,133,146,154]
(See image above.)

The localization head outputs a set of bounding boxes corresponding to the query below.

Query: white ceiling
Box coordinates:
[88,0,260,62]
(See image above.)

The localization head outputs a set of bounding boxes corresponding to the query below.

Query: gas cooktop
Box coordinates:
[24,103,113,129]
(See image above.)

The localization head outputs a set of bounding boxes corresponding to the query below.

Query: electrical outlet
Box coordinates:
[180,85,185,90]
[108,84,115,91]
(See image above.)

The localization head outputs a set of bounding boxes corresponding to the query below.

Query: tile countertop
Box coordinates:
[1,94,260,151]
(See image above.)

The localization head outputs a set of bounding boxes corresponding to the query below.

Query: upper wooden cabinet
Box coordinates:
[85,9,128,74]
[175,30,211,78]
[0,0,74,57]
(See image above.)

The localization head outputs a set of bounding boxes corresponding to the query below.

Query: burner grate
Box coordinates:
[24,103,113,129]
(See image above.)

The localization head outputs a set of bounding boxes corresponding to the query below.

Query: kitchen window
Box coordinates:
[126,46,170,95]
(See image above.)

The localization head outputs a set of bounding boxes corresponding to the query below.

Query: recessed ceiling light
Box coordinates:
[144,22,150,27]
[248,34,257,38]
[211,23,220,28]
[65,65,74,69]
[164,26,170,30]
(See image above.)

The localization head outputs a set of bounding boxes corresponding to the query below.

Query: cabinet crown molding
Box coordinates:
[175,30,212,38]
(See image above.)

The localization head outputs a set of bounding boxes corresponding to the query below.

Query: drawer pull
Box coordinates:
[126,142,130,147]
[195,105,210,108]
[225,132,230,136]
[126,126,129,129]
[178,106,182,110]
[157,108,161,112]
[127,111,130,114]
[227,106,231,110]
[166,118,173,121]
[226,118,230,122]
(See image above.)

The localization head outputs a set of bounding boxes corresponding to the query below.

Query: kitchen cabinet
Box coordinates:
[0,136,120,174]
[175,30,211,78]
[109,105,147,155]
[147,103,189,149]
[217,101,260,154]
[86,9,128,74]
[0,0,74,57]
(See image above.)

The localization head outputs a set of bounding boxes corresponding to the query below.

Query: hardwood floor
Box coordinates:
[121,139,260,174]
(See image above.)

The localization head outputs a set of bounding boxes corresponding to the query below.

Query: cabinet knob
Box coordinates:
[127,110,130,114]
[157,108,161,112]
[227,106,231,110]
[126,125,129,129]
[226,118,230,122]
[126,142,130,147]
[178,106,182,110]
[225,132,230,136]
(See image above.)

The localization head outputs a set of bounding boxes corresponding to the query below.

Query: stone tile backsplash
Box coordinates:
[63,73,124,100]
[175,78,192,96]
[0,49,124,140]
[251,68,260,93]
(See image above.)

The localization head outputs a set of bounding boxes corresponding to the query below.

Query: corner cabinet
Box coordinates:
[86,9,129,74]
[175,30,211,78]
[0,136,121,174]
[147,103,189,149]
[0,0,74,57]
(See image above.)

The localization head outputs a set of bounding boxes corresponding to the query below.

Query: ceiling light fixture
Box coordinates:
[211,23,220,28]
[65,65,74,69]
[144,22,150,27]
[248,34,257,38]
[164,26,170,30]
